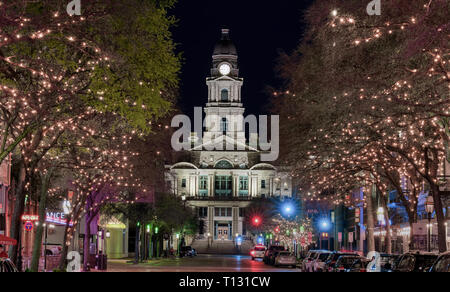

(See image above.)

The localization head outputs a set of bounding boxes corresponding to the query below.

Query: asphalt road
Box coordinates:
[103,255,299,272]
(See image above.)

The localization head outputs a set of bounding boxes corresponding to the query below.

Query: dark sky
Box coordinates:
[169,0,314,117]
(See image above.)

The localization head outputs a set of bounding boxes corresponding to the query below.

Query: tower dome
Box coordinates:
[213,29,237,56]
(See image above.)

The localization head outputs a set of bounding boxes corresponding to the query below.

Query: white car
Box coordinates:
[302,250,328,272]
[313,251,332,272]
[366,251,398,272]
[250,245,267,260]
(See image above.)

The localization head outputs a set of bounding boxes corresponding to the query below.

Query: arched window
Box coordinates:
[215,160,233,169]
[220,118,228,133]
[221,89,229,102]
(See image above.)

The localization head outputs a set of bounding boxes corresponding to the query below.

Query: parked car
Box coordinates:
[301,250,321,272]
[393,252,438,272]
[268,250,283,265]
[324,252,358,272]
[263,245,285,264]
[250,245,267,261]
[274,252,297,268]
[429,252,450,272]
[366,252,399,272]
[332,255,364,272]
[43,244,62,256]
[312,251,332,272]
[180,246,197,257]
[0,258,18,272]
[347,258,370,272]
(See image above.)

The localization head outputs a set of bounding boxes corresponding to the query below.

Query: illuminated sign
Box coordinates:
[46,211,73,226]
[21,215,39,222]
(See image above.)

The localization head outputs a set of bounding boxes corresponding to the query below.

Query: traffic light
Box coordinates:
[155,226,159,234]
[252,216,262,227]
[274,226,280,233]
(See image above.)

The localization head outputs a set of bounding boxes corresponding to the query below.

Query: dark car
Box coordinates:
[393,253,438,272]
[324,252,357,272]
[0,258,18,272]
[429,252,450,272]
[332,255,363,272]
[263,245,285,265]
[347,258,370,272]
[180,246,197,258]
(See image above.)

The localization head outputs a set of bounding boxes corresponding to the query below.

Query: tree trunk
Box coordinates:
[83,219,91,272]
[30,174,50,272]
[8,161,26,265]
[134,225,140,264]
[366,187,376,253]
[383,205,392,254]
[432,186,447,252]
[58,216,72,271]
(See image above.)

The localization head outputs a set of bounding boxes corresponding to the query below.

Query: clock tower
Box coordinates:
[204,29,245,145]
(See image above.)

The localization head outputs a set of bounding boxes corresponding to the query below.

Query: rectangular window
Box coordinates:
[215,208,232,217]
[261,180,266,189]
[215,176,232,197]
[239,208,245,218]
[239,177,249,197]
[200,176,208,190]
[199,207,208,218]
[239,177,248,190]
[181,179,187,188]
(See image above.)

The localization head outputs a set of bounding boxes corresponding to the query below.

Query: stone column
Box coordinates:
[232,207,239,238]
[209,174,215,197]
[233,174,239,197]
[270,177,274,197]
[209,206,214,239]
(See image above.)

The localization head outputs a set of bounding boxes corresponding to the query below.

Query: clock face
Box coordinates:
[219,63,231,76]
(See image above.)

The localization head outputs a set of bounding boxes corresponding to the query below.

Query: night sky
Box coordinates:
[170,0,314,117]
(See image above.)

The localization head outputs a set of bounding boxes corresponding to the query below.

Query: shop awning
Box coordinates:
[0,235,17,246]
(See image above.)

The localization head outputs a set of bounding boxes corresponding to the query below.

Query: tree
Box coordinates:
[1,0,180,264]
[275,0,449,252]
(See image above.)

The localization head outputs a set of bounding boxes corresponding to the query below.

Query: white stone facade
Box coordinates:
[166,29,293,245]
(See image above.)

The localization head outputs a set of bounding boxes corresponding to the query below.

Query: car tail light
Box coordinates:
[339,267,345,271]
[360,269,366,273]
[251,251,255,256]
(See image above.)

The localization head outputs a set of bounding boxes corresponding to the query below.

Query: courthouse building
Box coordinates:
[166,29,293,252]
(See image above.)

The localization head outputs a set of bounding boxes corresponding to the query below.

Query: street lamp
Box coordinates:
[425,196,435,252]
[281,202,295,218]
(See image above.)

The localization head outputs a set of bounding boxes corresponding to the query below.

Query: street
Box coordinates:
[102,255,299,272]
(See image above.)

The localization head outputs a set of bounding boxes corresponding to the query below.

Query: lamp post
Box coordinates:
[425,196,435,252]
